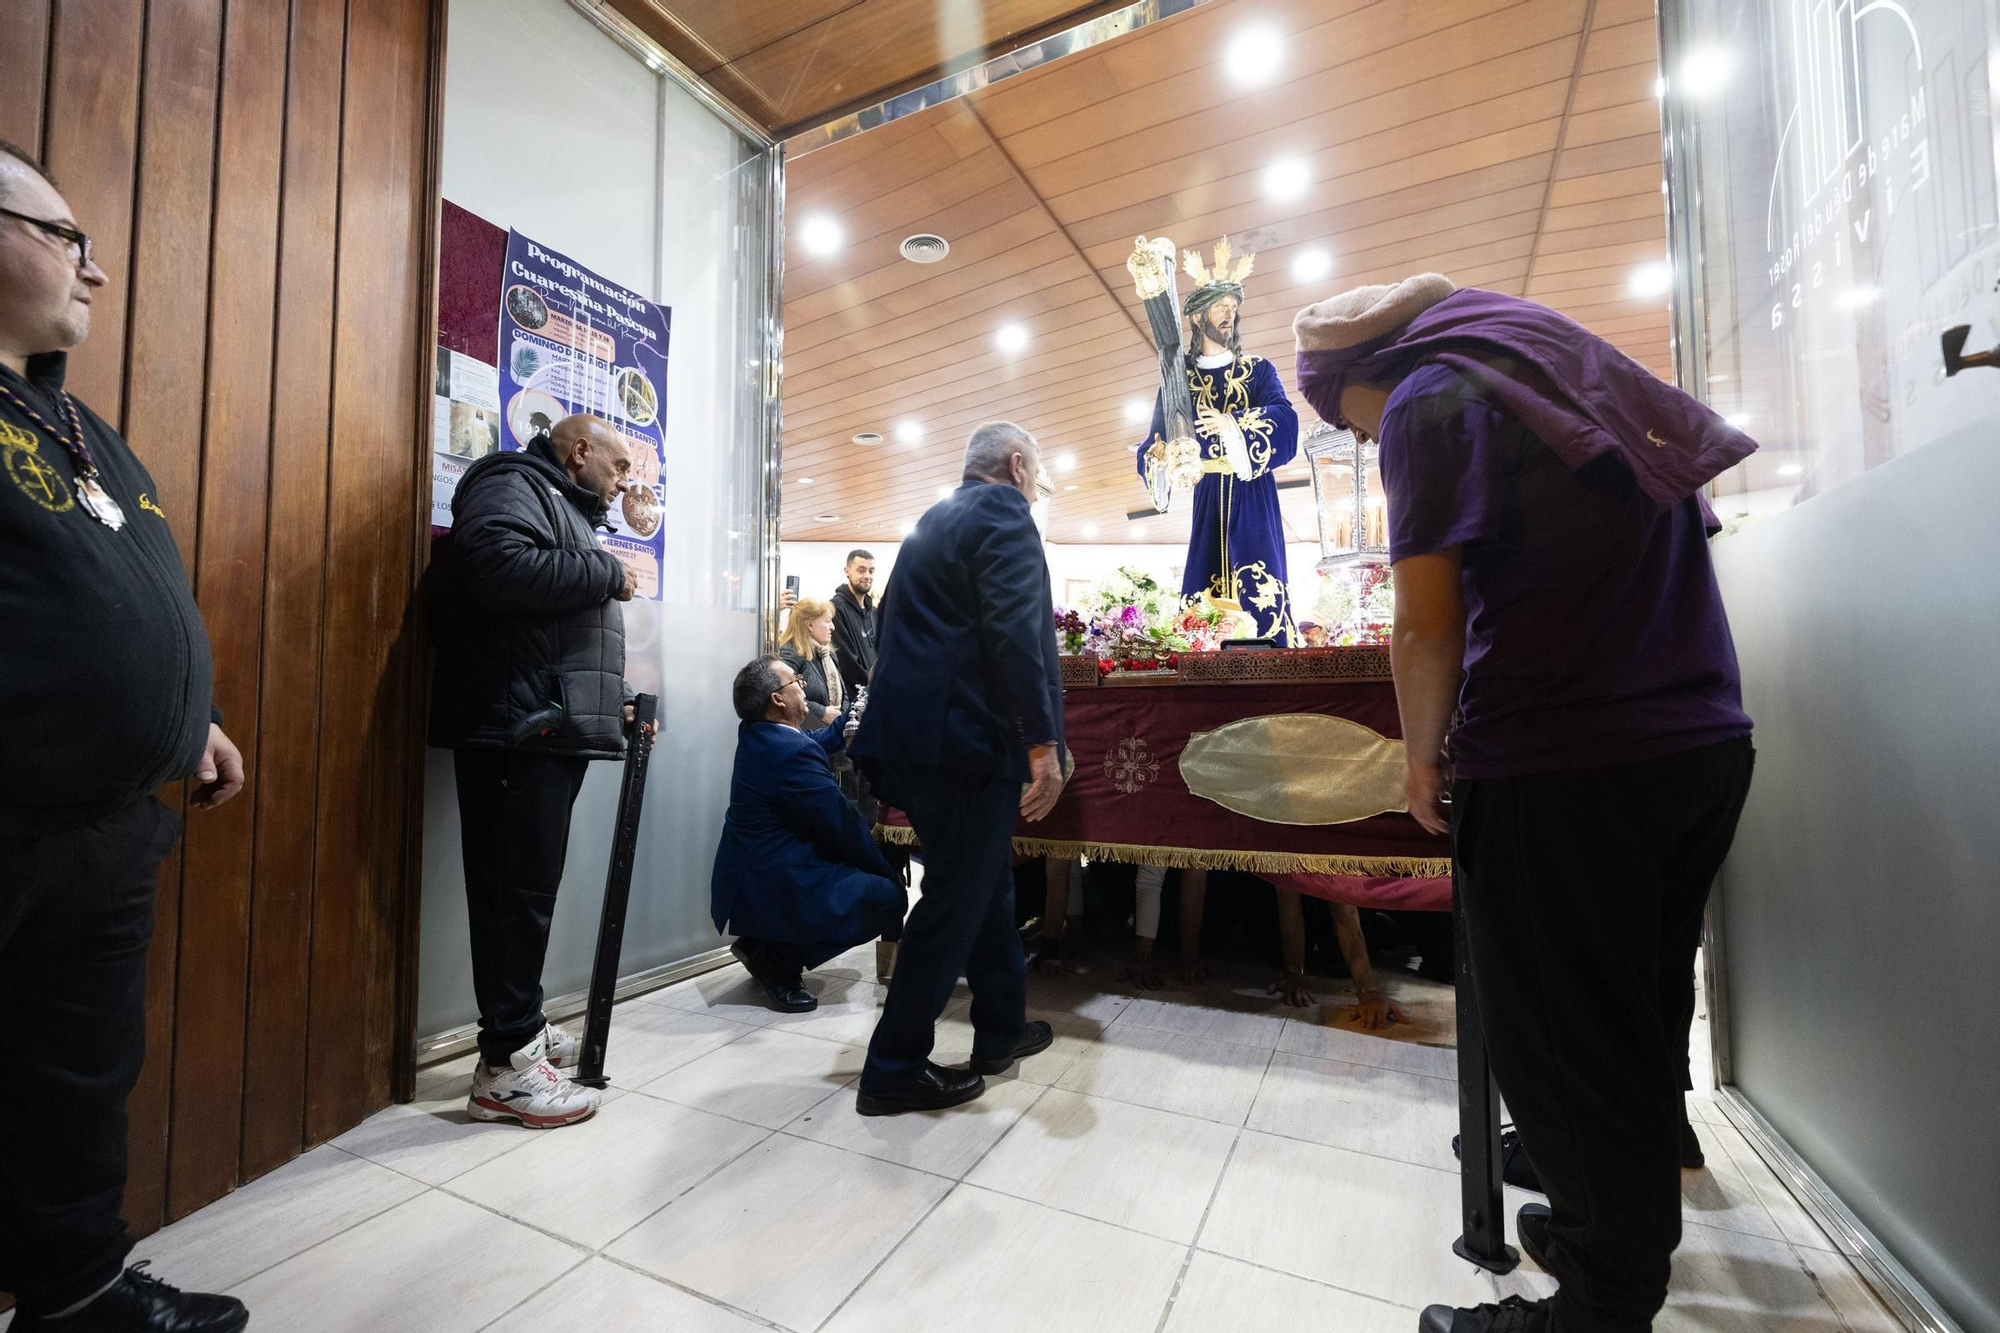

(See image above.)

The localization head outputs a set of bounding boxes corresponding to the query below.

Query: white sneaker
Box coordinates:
[542,1021,581,1069]
[467,1034,600,1129]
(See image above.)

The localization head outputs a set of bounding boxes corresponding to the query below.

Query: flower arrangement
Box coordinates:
[1326,566,1395,646]
[1054,607,1088,655]
[1058,566,1258,669]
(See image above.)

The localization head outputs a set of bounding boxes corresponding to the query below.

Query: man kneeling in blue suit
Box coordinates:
[711,656,906,1012]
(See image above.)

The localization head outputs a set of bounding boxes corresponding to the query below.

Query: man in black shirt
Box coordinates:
[0,143,249,1331]
[828,547,877,696]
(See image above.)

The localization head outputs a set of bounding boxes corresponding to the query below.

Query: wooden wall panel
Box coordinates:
[241,0,346,1183]
[170,0,288,1219]
[306,0,434,1144]
[0,0,439,1259]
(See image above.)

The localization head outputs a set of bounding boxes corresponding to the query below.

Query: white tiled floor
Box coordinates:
[13,951,1902,1333]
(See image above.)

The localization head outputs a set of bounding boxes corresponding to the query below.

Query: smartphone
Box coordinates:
[784,574,800,596]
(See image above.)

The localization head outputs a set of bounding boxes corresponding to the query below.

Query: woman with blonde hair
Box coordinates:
[778,596,843,726]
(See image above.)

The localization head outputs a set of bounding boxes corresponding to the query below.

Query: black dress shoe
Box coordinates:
[731,941,817,1012]
[1681,1117,1706,1168]
[12,1264,249,1333]
[1418,1295,1550,1333]
[855,1062,985,1116]
[1516,1201,1552,1271]
[970,1020,1054,1074]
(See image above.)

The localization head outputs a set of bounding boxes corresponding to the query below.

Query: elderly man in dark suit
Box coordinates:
[850,421,1067,1115]
[710,656,905,1013]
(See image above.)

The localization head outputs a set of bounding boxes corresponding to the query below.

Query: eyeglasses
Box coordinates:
[0,207,92,267]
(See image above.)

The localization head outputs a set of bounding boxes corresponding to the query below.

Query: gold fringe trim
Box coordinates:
[872,824,1446,878]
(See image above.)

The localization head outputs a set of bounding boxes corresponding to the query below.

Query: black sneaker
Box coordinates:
[11,1263,249,1333]
[1516,1201,1552,1270]
[1418,1294,1551,1333]
[1451,1125,1542,1192]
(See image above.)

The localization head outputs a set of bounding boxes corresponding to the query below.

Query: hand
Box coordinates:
[621,703,656,738]
[1176,956,1211,986]
[1032,937,1074,978]
[1353,990,1408,1030]
[1268,971,1315,1008]
[1406,758,1450,836]
[192,724,245,810]
[1020,743,1064,821]
[614,564,638,602]
[822,705,840,725]
[780,588,798,610]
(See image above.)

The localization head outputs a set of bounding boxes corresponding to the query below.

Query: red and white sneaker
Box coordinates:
[467,1033,600,1129]
[542,1021,582,1069]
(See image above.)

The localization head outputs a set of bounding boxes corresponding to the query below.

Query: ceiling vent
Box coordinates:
[851,431,885,446]
[900,233,950,264]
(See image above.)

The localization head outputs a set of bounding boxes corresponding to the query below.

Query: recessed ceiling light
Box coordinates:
[796,476,815,485]
[895,421,922,444]
[1263,157,1310,202]
[1223,24,1283,86]
[1125,398,1150,424]
[851,431,885,446]
[1064,483,1078,492]
[996,323,1030,354]
[799,214,843,256]
[1677,47,1732,99]
[1628,261,1673,298]
[1291,248,1333,283]
[938,484,954,501]
[1653,74,1669,99]
[1081,522,1100,538]
[900,520,916,536]
[1778,463,1802,477]
[1055,452,1077,473]
[814,513,839,523]
[1129,523,1148,540]
[1838,287,1881,308]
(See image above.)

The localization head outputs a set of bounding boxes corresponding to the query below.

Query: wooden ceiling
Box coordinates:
[604,0,1126,135]
[779,0,1675,545]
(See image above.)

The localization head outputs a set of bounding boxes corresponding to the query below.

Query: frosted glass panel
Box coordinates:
[419,0,771,1042]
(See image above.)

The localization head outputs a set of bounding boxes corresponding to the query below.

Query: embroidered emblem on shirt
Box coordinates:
[1646,429,1668,449]
[138,491,167,519]
[1,420,75,513]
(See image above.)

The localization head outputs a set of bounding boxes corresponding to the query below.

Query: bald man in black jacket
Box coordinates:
[850,421,1066,1115]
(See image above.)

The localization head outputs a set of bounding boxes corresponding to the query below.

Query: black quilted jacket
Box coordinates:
[427,435,630,759]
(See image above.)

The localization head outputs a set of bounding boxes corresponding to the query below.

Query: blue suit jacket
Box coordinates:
[850,481,1063,793]
[709,716,900,955]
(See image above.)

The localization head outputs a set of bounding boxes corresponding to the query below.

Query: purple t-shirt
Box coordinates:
[1380,363,1752,779]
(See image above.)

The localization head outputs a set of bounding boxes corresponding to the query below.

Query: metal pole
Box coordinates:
[1452,879,1519,1273]
[574,693,660,1089]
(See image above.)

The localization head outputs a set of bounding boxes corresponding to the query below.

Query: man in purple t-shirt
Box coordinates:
[1294,277,1755,1333]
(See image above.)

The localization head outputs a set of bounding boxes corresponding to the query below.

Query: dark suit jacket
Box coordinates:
[850,481,1063,793]
[709,716,900,964]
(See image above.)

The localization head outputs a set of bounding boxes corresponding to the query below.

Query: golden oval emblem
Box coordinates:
[1179,713,1406,826]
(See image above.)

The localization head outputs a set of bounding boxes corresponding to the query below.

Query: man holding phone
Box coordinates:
[829,548,877,695]
[850,422,1066,1115]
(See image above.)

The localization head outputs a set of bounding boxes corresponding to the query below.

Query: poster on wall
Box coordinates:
[431,347,502,527]
[496,229,673,599]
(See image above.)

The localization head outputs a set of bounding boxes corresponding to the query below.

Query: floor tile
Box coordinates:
[1200,1129,1555,1310]
[1022,973,1135,1024]
[129,1146,424,1293]
[636,1026,864,1129]
[1685,1090,1728,1126]
[648,965,786,1027]
[447,1093,770,1248]
[1163,1251,1414,1333]
[762,975,893,1047]
[1114,994,1288,1049]
[413,1050,480,1099]
[820,1185,1186,1333]
[227,1189,580,1333]
[597,1004,757,1090]
[1278,1014,1459,1080]
[1248,1052,1460,1172]
[1700,1123,1835,1250]
[929,1007,1103,1085]
[331,1096,541,1187]
[965,1087,1238,1243]
[1682,1122,1792,1243]
[606,1136,949,1332]
[489,1256,770,1332]
[786,1077,1044,1179]
[1656,1221,1854,1332]
[1794,1247,1904,1333]
[1055,1022,1272,1124]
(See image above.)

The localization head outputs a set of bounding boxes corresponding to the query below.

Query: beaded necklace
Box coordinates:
[0,377,126,528]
